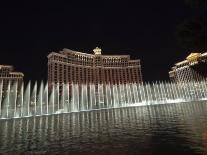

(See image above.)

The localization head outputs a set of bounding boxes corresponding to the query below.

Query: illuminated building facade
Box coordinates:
[0,65,24,95]
[169,52,207,82]
[48,47,142,88]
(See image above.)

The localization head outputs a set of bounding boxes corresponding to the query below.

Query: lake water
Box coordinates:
[1,101,207,155]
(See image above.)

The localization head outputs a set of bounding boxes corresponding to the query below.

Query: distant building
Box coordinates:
[0,65,24,95]
[48,47,143,89]
[169,52,207,82]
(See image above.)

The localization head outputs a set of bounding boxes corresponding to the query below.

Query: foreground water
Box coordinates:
[1,101,207,155]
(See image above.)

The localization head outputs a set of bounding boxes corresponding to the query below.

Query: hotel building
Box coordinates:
[48,47,142,88]
[169,52,207,82]
[0,65,24,95]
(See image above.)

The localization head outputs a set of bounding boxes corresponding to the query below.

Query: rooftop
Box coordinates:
[9,72,24,76]
[186,53,202,61]
[0,65,13,69]
[49,47,132,59]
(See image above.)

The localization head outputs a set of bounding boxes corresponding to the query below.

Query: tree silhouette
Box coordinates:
[184,0,207,9]
[176,0,207,51]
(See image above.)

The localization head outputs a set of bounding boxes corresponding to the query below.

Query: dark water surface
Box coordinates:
[1,101,207,155]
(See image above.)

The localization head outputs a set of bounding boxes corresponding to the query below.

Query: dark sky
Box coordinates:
[0,1,194,82]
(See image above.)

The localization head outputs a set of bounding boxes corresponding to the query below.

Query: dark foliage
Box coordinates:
[176,0,207,51]
[176,14,207,51]
[184,0,207,9]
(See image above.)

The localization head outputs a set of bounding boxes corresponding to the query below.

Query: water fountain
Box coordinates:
[0,80,207,119]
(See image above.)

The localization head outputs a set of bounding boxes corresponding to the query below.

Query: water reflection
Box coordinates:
[0,101,207,154]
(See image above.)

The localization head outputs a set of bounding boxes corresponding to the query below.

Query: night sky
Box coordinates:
[0,1,195,82]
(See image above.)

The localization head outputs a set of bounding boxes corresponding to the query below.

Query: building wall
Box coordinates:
[172,67,204,82]
[48,48,142,89]
[169,52,207,82]
[0,65,24,98]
